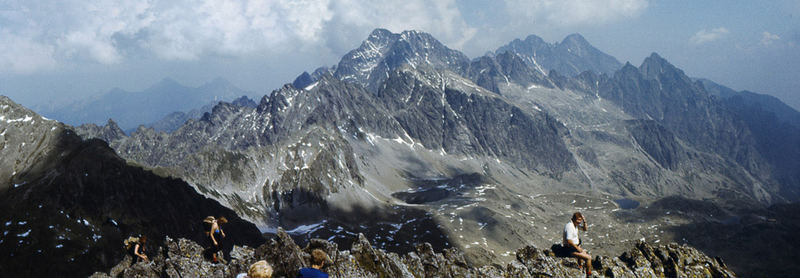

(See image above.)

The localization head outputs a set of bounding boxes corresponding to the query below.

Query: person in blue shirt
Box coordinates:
[297,249,329,278]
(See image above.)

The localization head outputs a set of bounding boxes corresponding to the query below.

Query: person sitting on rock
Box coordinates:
[133,236,148,263]
[236,260,273,278]
[297,249,330,278]
[564,212,592,277]
[206,216,228,263]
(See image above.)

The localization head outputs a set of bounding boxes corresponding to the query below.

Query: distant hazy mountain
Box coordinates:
[38,77,254,131]
[495,33,622,76]
[141,95,258,133]
[698,78,800,128]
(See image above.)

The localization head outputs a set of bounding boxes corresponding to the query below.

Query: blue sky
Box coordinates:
[1,0,798,110]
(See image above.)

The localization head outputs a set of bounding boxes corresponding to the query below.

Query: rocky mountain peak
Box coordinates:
[397,29,438,46]
[638,52,688,82]
[292,71,314,89]
[557,33,592,56]
[334,28,469,92]
[496,33,621,76]
[617,61,640,77]
[562,33,588,44]
[367,27,394,41]
[522,34,548,45]
[231,95,257,108]
[105,118,121,130]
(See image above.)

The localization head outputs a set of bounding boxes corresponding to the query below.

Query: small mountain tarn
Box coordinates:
[391,173,484,204]
[285,203,453,255]
[614,198,640,209]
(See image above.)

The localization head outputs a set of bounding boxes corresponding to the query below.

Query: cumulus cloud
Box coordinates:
[0,0,476,73]
[326,0,476,51]
[0,31,57,73]
[503,0,648,27]
[760,31,780,46]
[689,27,730,45]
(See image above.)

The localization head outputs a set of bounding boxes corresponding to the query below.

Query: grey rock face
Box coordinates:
[558,53,787,203]
[0,96,264,278]
[376,68,576,176]
[75,119,127,143]
[92,228,736,278]
[626,120,685,170]
[700,78,800,129]
[465,51,554,94]
[74,63,580,232]
[495,33,622,76]
[334,28,470,92]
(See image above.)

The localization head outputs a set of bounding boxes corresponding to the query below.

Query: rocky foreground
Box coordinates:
[91,228,736,278]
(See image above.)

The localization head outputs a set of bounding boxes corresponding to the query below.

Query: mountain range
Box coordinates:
[0,96,264,277]
[35,77,254,131]
[3,28,800,277]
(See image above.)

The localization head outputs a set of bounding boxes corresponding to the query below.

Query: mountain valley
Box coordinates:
[3,28,800,277]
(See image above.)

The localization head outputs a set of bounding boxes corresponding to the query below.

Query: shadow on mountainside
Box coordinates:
[279,201,454,256]
[663,203,800,278]
[0,129,265,277]
[612,195,800,278]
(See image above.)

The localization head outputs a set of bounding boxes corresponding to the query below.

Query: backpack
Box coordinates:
[124,236,139,250]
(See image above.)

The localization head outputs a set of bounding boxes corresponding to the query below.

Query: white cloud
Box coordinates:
[689,27,730,45]
[327,0,476,50]
[504,0,648,27]
[0,0,476,73]
[760,31,780,46]
[0,31,57,73]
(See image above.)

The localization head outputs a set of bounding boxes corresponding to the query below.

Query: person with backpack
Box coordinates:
[563,212,591,277]
[204,216,227,263]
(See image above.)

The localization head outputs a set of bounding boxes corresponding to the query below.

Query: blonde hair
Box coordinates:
[311,249,328,266]
[248,260,272,278]
[216,217,228,224]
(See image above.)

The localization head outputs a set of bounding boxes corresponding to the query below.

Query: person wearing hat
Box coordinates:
[297,249,330,278]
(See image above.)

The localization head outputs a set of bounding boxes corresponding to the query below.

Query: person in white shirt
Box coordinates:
[563,212,592,277]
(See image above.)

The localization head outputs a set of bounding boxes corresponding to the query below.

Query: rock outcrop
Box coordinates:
[92,228,736,278]
[0,96,265,278]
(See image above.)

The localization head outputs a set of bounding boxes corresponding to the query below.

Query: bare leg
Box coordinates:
[572,251,592,276]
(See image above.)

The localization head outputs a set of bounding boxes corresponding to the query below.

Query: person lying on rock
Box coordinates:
[564,212,592,277]
[297,249,330,278]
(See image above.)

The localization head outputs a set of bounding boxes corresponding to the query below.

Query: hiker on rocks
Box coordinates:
[297,249,330,278]
[564,212,592,277]
[131,236,148,263]
[236,260,273,278]
[204,216,228,263]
